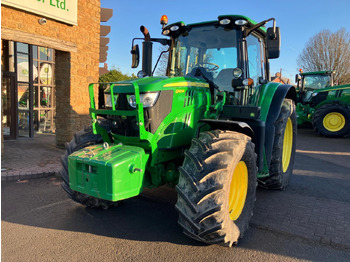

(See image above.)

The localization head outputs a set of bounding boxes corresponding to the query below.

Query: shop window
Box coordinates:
[33,45,55,134]
[1,40,56,139]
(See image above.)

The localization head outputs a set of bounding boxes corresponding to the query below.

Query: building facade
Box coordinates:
[1,1,111,146]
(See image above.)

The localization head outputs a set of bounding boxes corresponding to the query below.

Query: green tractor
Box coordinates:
[61,15,297,247]
[295,70,350,137]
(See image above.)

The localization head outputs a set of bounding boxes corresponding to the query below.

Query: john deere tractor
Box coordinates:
[295,70,350,137]
[61,15,297,247]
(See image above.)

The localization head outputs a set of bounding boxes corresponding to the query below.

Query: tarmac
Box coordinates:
[1,133,350,250]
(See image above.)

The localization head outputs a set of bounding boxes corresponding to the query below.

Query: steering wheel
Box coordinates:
[197,62,220,71]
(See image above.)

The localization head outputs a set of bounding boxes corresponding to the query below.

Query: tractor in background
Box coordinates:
[60,15,297,247]
[296,70,350,137]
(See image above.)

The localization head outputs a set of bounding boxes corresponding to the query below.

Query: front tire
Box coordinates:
[175,130,257,247]
[312,104,350,138]
[264,99,297,189]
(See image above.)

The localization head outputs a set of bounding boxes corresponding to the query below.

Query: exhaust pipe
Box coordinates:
[140,26,152,76]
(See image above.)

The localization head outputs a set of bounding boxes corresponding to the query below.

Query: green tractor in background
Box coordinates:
[295,70,350,137]
[60,15,297,247]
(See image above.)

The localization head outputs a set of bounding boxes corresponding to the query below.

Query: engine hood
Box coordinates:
[104,76,209,94]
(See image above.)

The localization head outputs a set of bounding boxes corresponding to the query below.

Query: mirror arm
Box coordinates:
[244,18,275,38]
[150,38,171,46]
[131,38,144,50]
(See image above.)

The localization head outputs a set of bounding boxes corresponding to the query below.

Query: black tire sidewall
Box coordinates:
[313,104,350,137]
[267,99,297,189]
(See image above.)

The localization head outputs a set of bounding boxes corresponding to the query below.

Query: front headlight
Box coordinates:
[127,92,160,108]
[233,67,243,78]
[104,94,118,108]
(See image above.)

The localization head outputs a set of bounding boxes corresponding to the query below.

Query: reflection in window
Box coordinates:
[18,84,29,109]
[303,75,331,90]
[247,35,263,87]
[17,42,29,53]
[18,111,30,137]
[39,47,53,61]
[17,55,30,82]
[40,86,52,107]
[40,63,53,85]
[33,60,39,84]
[2,77,12,136]
[34,109,55,133]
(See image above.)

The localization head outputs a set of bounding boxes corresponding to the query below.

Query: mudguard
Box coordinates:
[263,84,296,166]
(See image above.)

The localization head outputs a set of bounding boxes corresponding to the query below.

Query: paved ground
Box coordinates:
[1,129,350,250]
[3,177,350,262]
[1,134,65,181]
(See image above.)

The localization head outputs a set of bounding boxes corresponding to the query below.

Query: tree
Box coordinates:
[98,69,137,108]
[99,68,137,83]
[297,28,350,85]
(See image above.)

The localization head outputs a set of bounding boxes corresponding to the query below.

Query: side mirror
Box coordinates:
[131,45,140,68]
[295,74,301,86]
[266,27,280,59]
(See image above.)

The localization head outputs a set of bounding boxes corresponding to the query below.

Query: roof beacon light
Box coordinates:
[161,15,168,28]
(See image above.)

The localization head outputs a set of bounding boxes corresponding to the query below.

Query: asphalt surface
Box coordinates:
[2,177,350,262]
[1,127,350,261]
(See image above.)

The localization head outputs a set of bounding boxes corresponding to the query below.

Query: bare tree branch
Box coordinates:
[297,28,350,85]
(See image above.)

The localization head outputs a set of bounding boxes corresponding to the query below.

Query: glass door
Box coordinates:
[2,75,16,139]
[16,42,33,137]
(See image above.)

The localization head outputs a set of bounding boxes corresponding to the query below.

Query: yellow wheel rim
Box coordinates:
[228,161,248,221]
[323,112,345,132]
[282,118,293,173]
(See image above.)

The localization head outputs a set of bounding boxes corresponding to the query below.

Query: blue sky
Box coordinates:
[101,0,350,82]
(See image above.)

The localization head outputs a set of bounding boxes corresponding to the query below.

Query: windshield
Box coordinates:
[169,25,239,92]
[303,75,331,90]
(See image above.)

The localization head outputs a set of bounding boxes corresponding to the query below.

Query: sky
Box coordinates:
[101,0,350,83]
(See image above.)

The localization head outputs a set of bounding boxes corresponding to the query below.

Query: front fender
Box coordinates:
[260,83,296,167]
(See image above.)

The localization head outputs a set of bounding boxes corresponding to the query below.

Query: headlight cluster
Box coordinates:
[127,92,160,108]
[104,94,118,108]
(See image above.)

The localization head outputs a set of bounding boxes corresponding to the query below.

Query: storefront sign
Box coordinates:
[2,0,77,25]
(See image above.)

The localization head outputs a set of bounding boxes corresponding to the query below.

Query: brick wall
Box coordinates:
[1,1,101,146]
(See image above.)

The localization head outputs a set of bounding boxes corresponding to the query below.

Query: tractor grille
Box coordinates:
[107,91,173,137]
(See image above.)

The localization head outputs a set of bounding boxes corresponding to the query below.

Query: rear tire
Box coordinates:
[312,104,350,138]
[175,130,257,247]
[264,99,297,189]
[60,126,116,209]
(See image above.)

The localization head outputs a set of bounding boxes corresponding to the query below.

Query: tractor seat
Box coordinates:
[214,68,234,92]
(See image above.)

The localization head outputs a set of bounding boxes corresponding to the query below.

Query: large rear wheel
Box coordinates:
[60,127,116,209]
[175,130,257,247]
[312,104,350,137]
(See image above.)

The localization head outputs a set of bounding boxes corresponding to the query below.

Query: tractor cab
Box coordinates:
[131,15,281,106]
[296,70,334,104]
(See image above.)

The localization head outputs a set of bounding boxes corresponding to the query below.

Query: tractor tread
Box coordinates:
[176,130,257,247]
